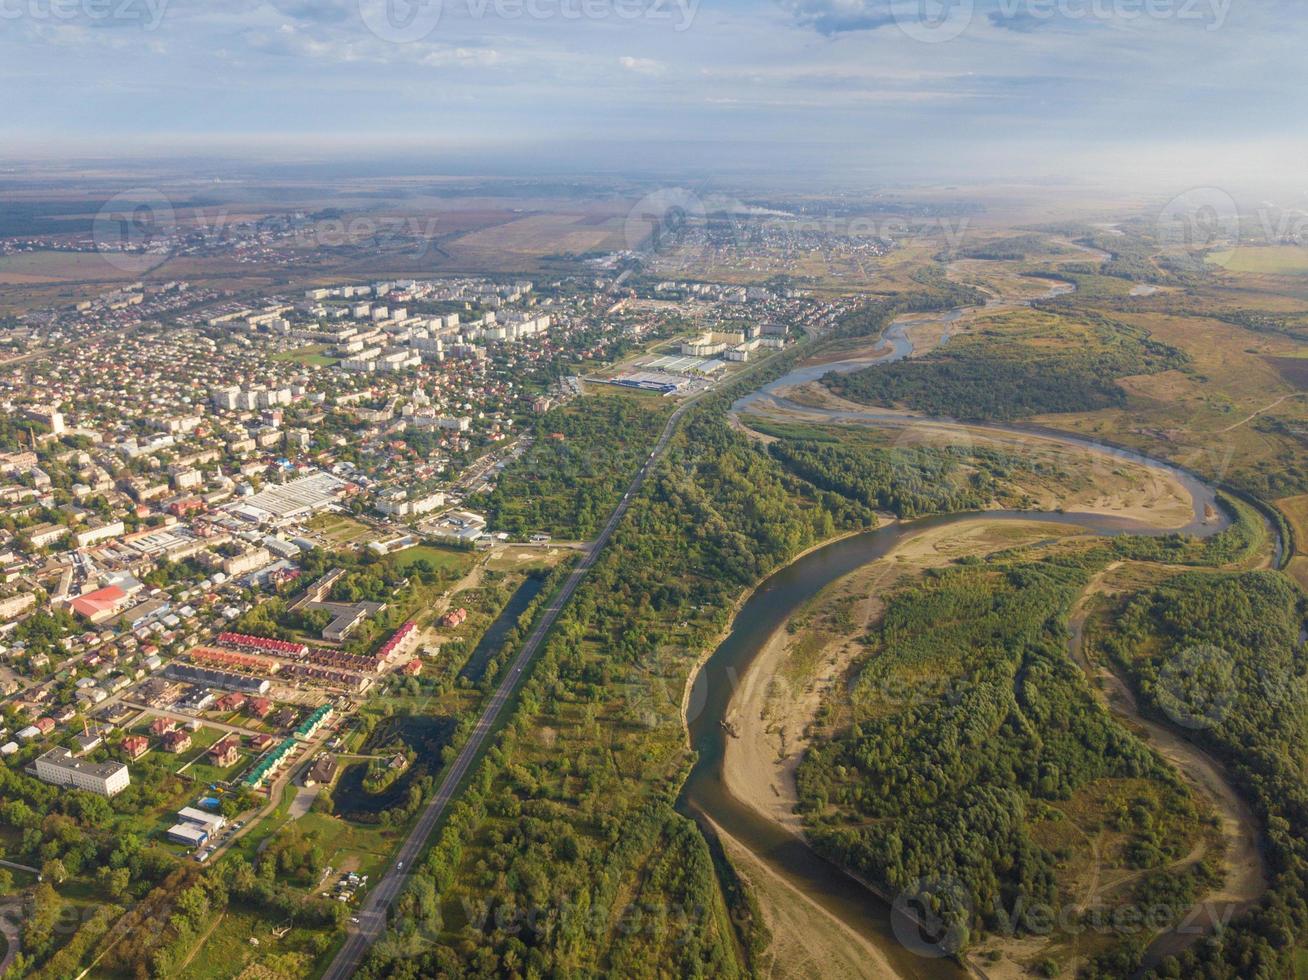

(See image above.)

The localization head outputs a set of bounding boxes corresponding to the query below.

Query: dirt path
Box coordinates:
[1218,392,1302,433]
[0,901,20,977]
[174,909,227,976]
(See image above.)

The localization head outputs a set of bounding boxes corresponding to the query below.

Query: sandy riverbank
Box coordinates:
[710,813,906,980]
[719,506,1231,978]
[720,519,1088,844]
[748,380,1199,531]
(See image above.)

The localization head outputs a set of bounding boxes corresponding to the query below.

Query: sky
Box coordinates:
[2,0,1306,183]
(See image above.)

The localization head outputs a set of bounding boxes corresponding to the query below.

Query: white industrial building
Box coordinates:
[167,805,227,847]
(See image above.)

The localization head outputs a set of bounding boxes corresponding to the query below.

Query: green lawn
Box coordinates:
[270,344,338,367]
[227,781,299,865]
[386,544,474,577]
[292,812,396,880]
[176,905,334,980]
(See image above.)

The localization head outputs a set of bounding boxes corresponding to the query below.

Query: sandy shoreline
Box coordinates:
[715,508,1219,978]
[707,813,906,980]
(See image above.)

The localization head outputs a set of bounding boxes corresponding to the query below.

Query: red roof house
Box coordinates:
[209,737,240,768]
[122,735,150,760]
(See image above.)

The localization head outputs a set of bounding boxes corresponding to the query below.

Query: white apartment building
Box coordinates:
[35,747,131,797]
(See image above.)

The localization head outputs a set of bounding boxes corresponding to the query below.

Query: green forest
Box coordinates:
[794,555,1210,969]
[474,391,672,539]
[768,433,1031,518]
[352,354,1124,977]
[825,310,1187,421]
[1097,571,1308,979]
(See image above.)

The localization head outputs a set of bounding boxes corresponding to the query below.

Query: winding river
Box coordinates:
[677,292,1269,978]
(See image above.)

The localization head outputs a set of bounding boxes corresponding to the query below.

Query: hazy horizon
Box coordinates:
[4,0,1306,187]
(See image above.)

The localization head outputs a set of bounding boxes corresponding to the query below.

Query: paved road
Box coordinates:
[119,703,269,739]
[321,397,696,979]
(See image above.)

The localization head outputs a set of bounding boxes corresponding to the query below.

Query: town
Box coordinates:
[0,263,840,957]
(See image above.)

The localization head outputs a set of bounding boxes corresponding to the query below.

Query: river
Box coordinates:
[679,291,1257,978]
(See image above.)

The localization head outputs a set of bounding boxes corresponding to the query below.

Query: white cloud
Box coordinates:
[618,56,664,76]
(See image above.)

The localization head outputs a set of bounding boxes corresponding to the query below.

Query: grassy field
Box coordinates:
[1275,494,1308,589]
[0,249,140,284]
[385,543,473,577]
[305,513,375,547]
[291,812,396,879]
[1208,246,1308,275]
[175,905,333,980]
[270,344,338,367]
[448,212,627,268]
[1011,303,1308,498]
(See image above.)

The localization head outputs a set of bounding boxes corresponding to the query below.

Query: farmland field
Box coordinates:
[0,249,139,284]
[1208,245,1308,275]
